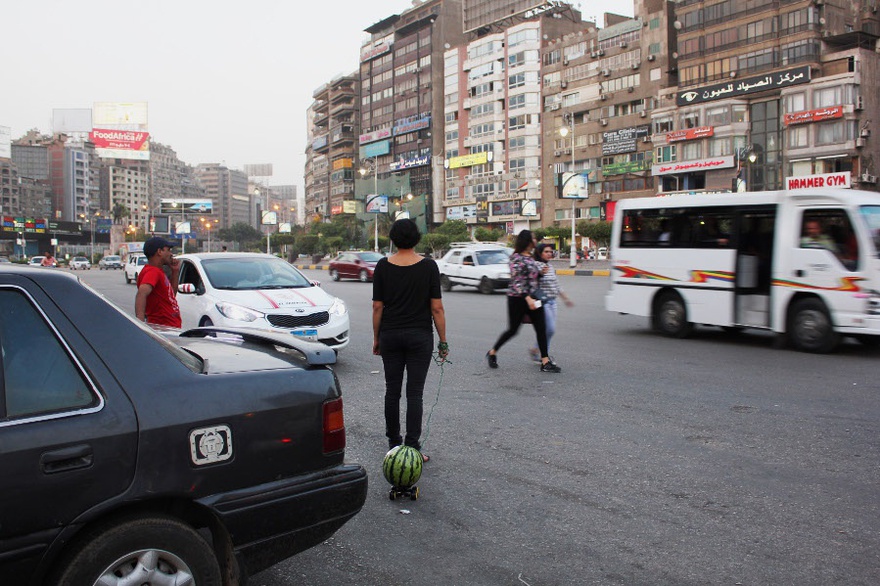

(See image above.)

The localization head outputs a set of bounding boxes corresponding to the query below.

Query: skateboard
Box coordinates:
[389,484,420,500]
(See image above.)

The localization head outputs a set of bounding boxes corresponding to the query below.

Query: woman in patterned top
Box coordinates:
[486,230,561,373]
[528,243,574,362]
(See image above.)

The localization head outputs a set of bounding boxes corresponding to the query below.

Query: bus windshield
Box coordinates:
[859,206,880,257]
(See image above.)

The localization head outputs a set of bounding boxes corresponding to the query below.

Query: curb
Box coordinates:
[293,264,610,277]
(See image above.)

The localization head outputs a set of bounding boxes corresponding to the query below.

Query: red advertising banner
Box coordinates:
[783,106,843,126]
[89,128,150,151]
[665,126,715,143]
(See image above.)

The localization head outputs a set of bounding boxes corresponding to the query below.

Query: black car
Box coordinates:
[0,265,367,585]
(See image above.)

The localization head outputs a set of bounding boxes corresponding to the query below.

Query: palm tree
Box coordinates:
[111,202,129,224]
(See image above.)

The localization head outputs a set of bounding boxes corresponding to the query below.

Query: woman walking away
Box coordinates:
[528,243,574,362]
[373,219,448,462]
[486,230,561,373]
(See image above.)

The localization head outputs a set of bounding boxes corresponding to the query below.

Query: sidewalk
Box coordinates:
[291,258,611,277]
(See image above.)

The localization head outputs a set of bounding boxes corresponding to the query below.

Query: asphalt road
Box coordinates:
[76,267,880,586]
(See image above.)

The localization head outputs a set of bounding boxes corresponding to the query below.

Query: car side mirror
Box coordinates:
[310,280,322,287]
[178,283,196,294]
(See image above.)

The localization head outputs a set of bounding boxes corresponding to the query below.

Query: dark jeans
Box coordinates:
[492,295,548,357]
[380,327,433,450]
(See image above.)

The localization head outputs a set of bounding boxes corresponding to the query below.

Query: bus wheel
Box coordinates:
[788,298,840,353]
[653,290,692,338]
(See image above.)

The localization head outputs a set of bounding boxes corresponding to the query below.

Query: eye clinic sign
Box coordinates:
[676,66,811,106]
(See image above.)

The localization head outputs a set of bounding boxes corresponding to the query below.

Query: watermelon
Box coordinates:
[382,445,423,488]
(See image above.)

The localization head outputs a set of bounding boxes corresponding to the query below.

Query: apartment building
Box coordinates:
[653,0,880,194]
[194,164,250,230]
[443,5,584,229]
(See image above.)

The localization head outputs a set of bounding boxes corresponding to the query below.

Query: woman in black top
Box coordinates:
[372,219,448,460]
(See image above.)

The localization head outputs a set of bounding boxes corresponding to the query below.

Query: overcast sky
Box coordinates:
[3,0,632,189]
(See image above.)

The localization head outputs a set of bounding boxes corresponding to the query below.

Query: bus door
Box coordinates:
[734,208,776,328]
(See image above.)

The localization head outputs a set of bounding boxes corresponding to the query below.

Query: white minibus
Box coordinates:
[605,188,880,352]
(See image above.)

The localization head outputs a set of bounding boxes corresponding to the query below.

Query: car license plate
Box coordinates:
[292,328,318,341]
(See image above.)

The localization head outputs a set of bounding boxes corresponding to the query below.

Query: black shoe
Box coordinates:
[486,352,498,368]
[540,361,561,373]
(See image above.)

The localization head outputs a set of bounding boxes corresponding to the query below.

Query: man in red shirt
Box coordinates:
[134,237,181,327]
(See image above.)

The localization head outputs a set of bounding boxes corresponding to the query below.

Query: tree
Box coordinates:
[418,233,450,257]
[577,220,612,248]
[111,201,129,224]
[474,226,505,242]
[217,223,263,250]
[433,220,470,242]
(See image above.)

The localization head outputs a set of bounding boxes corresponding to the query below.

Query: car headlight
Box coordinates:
[329,297,347,316]
[215,301,264,323]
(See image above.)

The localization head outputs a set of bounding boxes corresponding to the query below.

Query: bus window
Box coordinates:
[801,210,858,270]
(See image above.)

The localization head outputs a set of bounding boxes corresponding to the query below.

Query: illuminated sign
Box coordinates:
[447,152,490,169]
[783,106,843,126]
[390,154,431,171]
[665,126,715,143]
[677,66,811,106]
[160,199,214,215]
[653,155,735,176]
[786,171,851,190]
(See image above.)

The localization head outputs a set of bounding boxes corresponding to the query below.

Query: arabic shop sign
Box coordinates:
[676,66,811,106]
[652,155,735,176]
[666,126,715,143]
[389,154,431,171]
[602,160,650,176]
[446,152,491,169]
[601,125,651,156]
[783,106,843,126]
[393,114,431,136]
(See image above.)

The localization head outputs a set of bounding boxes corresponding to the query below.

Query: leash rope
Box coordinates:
[419,348,450,449]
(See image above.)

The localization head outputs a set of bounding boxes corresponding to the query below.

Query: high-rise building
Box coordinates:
[194,164,250,230]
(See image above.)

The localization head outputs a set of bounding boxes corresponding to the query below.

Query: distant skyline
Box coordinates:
[2,0,633,190]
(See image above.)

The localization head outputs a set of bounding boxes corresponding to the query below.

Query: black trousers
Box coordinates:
[380,327,433,450]
[492,295,548,358]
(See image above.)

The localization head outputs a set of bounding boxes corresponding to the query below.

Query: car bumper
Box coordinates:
[198,463,367,576]
[490,278,510,289]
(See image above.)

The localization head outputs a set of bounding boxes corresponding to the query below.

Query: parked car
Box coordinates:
[0,265,366,585]
[0,257,10,264]
[175,252,350,352]
[124,253,148,283]
[435,242,513,294]
[98,254,123,270]
[29,256,54,267]
[329,251,384,282]
[69,256,91,270]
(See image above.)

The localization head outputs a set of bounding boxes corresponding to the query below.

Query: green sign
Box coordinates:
[602,161,650,176]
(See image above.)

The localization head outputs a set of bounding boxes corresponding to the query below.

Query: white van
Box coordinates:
[605,188,880,352]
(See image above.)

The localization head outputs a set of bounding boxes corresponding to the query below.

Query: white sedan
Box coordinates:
[69,256,91,270]
[174,252,350,352]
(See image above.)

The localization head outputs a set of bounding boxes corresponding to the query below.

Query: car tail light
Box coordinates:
[322,398,346,454]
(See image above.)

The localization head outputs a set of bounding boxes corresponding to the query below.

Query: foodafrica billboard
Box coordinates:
[92,102,150,160]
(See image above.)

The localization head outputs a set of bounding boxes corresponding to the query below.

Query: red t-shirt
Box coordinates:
[137,264,181,327]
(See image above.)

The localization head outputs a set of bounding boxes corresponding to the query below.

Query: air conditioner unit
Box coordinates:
[861,173,877,183]
[816,0,824,5]
[642,136,652,143]
[563,148,571,154]
[561,81,568,88]
[600,94,608,101]
[600,119,608,126]
[856,137,866,148]
[554,149,562,156]
[602,69,610,77]
[855,96,864,110]
[632,62,640,70]
[861,128,871,138]
[619,41,627,48]
[590,51,598,58]
[604,193,612,201]
[550,103,561,110]
[647,54,656,62]
[628,86,635,93]
[563,59,570,66]
[640,111,647,118]
[598,49,605,56]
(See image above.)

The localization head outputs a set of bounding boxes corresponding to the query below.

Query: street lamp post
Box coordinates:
[359,158,380,252]
[559,113,578,268]
[172,202,186,254]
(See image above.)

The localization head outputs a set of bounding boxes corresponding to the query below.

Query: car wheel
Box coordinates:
[788,298,839,353]
[440,275,453,292]
[52,514,222,586]
[125,272,131,284]
[330,269,340,281]
[652,290,692,338]
[359,269,369,283]
[479,277,494,295]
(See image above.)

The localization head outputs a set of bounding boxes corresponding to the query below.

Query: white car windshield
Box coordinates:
[860,205,880,257]
[202,257,313,290]
[475,250,511,265]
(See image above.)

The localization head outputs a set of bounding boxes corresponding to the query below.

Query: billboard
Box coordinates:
[93,101,149,161]
[244,163,274,177]
[52,108,92,133]
[159,199,213,215]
